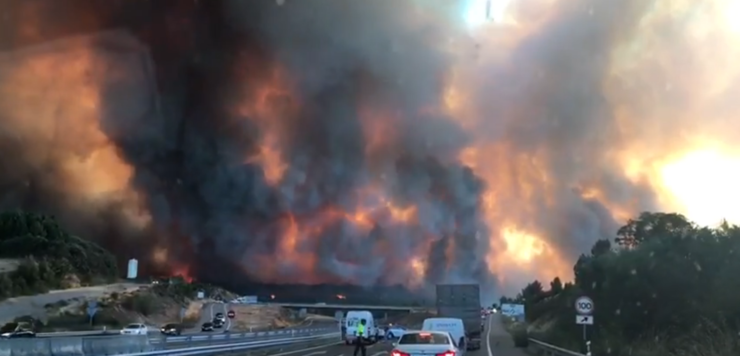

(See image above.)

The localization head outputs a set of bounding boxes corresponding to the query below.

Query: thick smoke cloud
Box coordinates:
[0,0,493,290]
[1,0,736,296]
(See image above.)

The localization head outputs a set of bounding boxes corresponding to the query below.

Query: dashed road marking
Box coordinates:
[269,342,342,356]
[486,315,493,356]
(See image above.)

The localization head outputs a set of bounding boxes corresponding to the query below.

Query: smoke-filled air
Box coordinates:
[0,0,738,295]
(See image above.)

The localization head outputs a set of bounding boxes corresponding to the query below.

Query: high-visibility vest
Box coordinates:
[357,324,365,336]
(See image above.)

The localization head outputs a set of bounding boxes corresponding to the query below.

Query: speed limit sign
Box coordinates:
[575,296,594,315]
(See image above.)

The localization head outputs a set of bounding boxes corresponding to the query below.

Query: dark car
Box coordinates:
[0,330,35,338]
[201,322,214,332]
[160,323,181,336]
[212,318,224,329]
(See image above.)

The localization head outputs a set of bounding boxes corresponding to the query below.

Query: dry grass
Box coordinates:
[230,305,298,331]
[622,324,739,356]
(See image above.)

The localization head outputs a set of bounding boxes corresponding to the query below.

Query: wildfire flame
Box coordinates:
[1,0,739,294]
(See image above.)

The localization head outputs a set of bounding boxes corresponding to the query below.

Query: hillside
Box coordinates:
[501,212,740,356]
[0,210,119,300]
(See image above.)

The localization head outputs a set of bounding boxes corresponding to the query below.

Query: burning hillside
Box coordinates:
[0,0,738,295]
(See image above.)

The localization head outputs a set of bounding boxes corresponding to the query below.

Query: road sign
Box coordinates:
[575,296,594,315]
[87,301,98,318]
[87,305,97,317]
[227,310,235,319]
[576,315,593,325]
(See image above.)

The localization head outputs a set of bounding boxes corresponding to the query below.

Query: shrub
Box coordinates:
[0,210,119,299]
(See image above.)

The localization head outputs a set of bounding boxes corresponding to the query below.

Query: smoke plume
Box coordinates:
[0,0,738,295]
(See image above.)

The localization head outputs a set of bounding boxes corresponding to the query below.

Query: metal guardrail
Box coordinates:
[155,327,334,343]
[35,325,333,339]
[528,338,587,356]
[125,332,340,356]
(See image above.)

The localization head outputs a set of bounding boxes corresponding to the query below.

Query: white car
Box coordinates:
[385,326,407,339]
[120,323,148,335]
[391,330,463,356]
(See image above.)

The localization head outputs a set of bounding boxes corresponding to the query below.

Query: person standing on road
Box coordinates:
[353,319,367,356]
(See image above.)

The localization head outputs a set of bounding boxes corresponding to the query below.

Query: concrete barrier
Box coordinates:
[0,338,51,356]
[0,340,10,356]
[48,337,85,356]
[83,335,150,355]
[0,335,150,356]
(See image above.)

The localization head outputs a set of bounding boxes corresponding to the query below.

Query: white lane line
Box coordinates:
[267,342,341,356]
[305,351,327,356]
[370,352,388,356]
[225,303,232,330]
[486,315,493,356]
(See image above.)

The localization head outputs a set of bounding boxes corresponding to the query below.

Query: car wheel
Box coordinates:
[388,333,394,339]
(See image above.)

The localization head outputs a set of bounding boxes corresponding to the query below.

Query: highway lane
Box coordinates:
[255,316,527,356]
[158,332,340,350]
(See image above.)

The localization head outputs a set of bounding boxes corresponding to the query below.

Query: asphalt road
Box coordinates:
[250,316,527,356]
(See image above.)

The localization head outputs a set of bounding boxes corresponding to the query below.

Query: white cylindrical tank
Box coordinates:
[127,259,138,279]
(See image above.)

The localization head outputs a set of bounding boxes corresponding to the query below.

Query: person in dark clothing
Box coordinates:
[353,319,367,356]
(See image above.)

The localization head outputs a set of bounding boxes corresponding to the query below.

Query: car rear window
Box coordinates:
[398,332,449,344]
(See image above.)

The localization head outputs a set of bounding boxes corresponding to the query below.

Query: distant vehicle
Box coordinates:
[434,284,482,350]
[160,323,181,336]
[385,325,407,339]
[0,329,35,338]
[213,319,224,329]
[391,330,462,356]
[344,310,380,345]
[214,312,226,322]
[201,322,214,332]
[422,318,469,352]
[120,323,148,335]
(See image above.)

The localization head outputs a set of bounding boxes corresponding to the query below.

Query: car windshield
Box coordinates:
[163,324,176,328]
[398,333,449,345]
[125,324,142,329]
[203,323,212,326]
[346,318,360,327]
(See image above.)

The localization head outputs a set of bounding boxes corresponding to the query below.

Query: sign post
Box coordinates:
[575,296,594,356]
[87,301,98,326]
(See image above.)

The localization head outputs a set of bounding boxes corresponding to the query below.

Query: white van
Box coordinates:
[421,318,467,352]
[344,310,379,344]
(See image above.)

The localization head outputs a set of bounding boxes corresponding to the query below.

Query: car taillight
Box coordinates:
[435,351,455,356]
[391,350,410,356]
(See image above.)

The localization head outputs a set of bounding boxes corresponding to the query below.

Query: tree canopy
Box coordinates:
[503,212,740,355]
[0,210,118,299]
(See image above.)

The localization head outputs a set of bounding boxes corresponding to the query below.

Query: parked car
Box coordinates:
[121,323,148,335]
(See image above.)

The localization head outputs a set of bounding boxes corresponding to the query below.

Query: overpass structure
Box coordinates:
[271,302,431,312]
